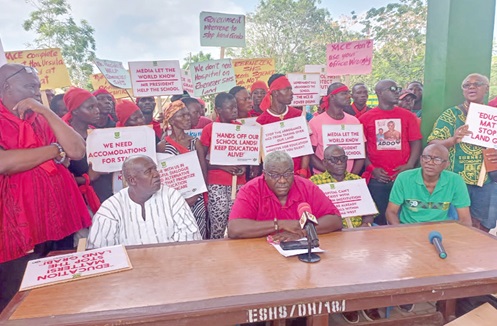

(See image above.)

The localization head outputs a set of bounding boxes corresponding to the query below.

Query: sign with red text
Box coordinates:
[210,123,261,165]
[5,48,71,89]
[129,60,182,97]
[20,245,132,291]
[236,117,259,126]
[157,151,207,198]
[463,103,497,148]
[112,171,125,194]
[200,11,245,47]
[87,126,157,173]
[326,39,373,76]
[322,124,365,159]
[262,116,313,158]
[181,69,194,94]
[288,73,320,106]
[318,179,377,218]
[191,59,236,96]
[0,37,6,67]
[90,73,133,99]
[233,58,274,89]
[304,65,340,96]
[95,58,131,89]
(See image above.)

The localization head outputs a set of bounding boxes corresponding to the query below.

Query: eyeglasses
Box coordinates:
[264,170,294,180]
[420,155,447,165]
[462,82,487,89]
[384,86,402,93]
[325,155,348,164]
[4,66,38,82]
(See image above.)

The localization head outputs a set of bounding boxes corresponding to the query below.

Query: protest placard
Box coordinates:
[129,60,182,97]
[181,69,194,94]
[90,73,133,99]
[0,37,6,67]
[304,65,340,96]
[86,126,157,173]
[209,123,261,165]
[95,58,132,89]
[322,124,365,159]
[462,102,497,148]
[112,171,124,194]
[200,11,246,47]
[20,245,132,291]
[326,39,373,76]
[191,59,236,97]
[236,117,259,126]
[157,151,207,198]
[318,179,378,218]
[185,129,203,138]
[5,48,70,89]
[262,116,313,158]
[232,58,274,89]
[287,73,320,106]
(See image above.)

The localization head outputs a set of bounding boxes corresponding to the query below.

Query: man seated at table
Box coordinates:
[87,155,201,248]
[227,151,342,241]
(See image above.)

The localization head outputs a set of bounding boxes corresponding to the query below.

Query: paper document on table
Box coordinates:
[268,237,325,257]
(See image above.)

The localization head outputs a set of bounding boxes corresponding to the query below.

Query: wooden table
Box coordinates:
[2,222,497,325]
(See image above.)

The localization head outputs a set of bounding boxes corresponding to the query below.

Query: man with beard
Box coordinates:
[407,81,423,117]
[344,83,371,118]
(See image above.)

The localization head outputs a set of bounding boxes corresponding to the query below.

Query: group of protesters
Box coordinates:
[1,62,497,323]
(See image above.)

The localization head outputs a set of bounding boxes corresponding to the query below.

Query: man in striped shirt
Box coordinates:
[87,155,201,248]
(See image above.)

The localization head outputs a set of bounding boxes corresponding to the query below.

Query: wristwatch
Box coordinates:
[51,142,66,164]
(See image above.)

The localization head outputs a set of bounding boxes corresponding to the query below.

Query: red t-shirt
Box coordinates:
[229,175,340,221]
[200,121,247,186]
[152,120,163,139]
[193,116,212,129]
[359,106,422,177]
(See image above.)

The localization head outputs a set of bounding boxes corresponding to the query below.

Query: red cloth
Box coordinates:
[488,96,497,107]
[0,101,91,263]
[200,121,247,186]
[229,175,341,221]
[250,80,269,93]
[193,116,212,129]
[350,103,370,118]
[165,136,190,154]
[115,100,140,127]
[152,120,163,139]
[259,76,292,111]
[248,109,263,117]
[359,106,423,179]
[62,87,94,123]
[320,85,350,111]
[79,174,101,214]
[93,88,116,103]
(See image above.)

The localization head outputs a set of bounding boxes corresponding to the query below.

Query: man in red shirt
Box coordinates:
[228,151,342,241]
[136,96,162,139]
[359,80,422,225]
[344,83,372,118]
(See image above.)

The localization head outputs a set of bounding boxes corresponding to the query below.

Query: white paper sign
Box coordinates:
[87,126,157,173]
[181,69,194,95]
[322,124,365,159]
[304,65,340,96]
[318,179,378,218]
[287,73,320,106]
[463,102,497,148]
[0,37,7,67]
[157,151,207,198]
[200,11,246,47]
[210,122,261,165]
[112,171,124,194]
[262,116,313,158]
[95,58,131,89]
[129,60,182,97]
[236,117,259,126]
[190,59,236,97]
[20,245,132,291]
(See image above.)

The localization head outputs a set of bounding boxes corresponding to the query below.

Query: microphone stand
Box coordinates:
[298,230,320,263]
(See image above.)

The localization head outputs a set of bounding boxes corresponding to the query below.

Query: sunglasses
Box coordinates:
[384,86,402,93]
[461,82,487,90]
[5,66,39,82]
[325,155,348,164]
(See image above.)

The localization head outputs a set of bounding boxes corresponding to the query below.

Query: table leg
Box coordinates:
[437,299,457,322]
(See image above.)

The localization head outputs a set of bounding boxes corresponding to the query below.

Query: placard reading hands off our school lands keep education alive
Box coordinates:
[304,65,340,96]
[232,58,275,89]
[191,59,236,97]
[86,126,157,173]
[129,60,183,97]
[326,39,373,76]
[262,116,313,158]
[322,124,365,159]
[95,58,132,89]
[210,123,261,165]
[200,11,246,47]
[463,103,497,148]
[287,73,320,106]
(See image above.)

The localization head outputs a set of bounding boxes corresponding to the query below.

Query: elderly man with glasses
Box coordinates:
[227,151,342,241]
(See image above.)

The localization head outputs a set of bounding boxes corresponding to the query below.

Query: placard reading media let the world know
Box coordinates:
[191,59,236,96]
[462,102,497,148]
[210,123,261,165]
[200,11,246,47]
[326,39,373,76]
[129,60,182,97]
[262,116,313,158]
[322,124,365,159]
[95,58,132,89]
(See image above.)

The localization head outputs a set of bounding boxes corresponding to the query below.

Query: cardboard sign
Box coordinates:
[129,60,182,97]
[181,69,194,95]
[86,126,157,173]
[20,245,132,291]
[157,151,207,198]
[326,39,373,76]
[0,37,6,67]
[200,11,246,47]
[236,117,259,126]
[90,73,133,99]
[322,124,365,159]
[185,129,203,138]
[95,58,132,89]
[191,59,236,96]
[262,116,313,158]
[304,65,340,96]
[5,48,71,90]
[210,122,261,165]
[318,179,378,218]
[287,73,320,106]
[462,103,497,148]
[232,58,274,89]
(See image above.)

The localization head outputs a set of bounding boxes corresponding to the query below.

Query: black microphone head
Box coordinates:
[429,231,442,244]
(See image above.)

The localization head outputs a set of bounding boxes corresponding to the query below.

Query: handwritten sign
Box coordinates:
[86,126,157,173]
[191,59,236,97]
[5,48,70,89]
[210,123,261,165]
[95,58,131,89]
[20,245,132,291]
[463,103,497,148]
[0,37,6,67]
[304,65,340,96]
[232,58,274,89]
[129,60,182,97]
[326,39,373,76]
[90,73,133,99]
[200,11,246,47]
[181,69,194,95]
[262,116,313,158]
[318,179,377,218]
[287,73,320,106]
[322,124,365,159]
[157,151,207,198]
[236,117,259,126]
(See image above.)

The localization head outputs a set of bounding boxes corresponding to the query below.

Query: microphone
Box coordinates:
[428,231,447,259]
[297,203,319,248]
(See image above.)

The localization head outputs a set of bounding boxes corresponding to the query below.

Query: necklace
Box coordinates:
[268,106,288,120]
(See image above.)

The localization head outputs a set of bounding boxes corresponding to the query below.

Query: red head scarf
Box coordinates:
[250,80,269,93]
[93,88,116,103]
[62,87,94,123]
[259,76,292,111]
[320,85,350,111]
[115,100,140,127]
[197,98,206,107]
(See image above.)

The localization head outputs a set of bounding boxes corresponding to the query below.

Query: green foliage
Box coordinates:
[182,51,214,70]
[23,0,96,87]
